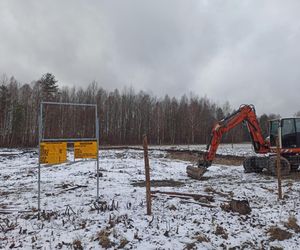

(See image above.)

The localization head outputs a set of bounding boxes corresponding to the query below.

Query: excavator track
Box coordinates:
[243,155,291,176]
[266,156,291,176]
[243,156,266,173]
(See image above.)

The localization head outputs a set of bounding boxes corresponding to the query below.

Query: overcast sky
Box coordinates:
[1,1,300,116]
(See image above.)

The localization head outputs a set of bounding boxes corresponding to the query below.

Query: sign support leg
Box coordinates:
[96,155,99,200]
[38,103,42,220]
[96,117,99,200]
[38,161,41,220]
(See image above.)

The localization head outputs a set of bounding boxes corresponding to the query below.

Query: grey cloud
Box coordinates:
[0,0,300,116]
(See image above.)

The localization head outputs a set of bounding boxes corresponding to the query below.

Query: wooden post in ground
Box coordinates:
[143,135,152,215]
[276,137,283,200]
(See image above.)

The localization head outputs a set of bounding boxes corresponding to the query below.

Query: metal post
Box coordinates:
[96,106,100,200]
[38,103,43,219]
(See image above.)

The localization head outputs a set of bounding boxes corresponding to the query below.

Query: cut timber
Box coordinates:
[186,165,207,180]
[0,209,32,214]
[57,185,88,194]
[151,190,214,202]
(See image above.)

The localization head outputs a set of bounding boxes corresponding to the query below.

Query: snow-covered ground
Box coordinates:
[127,143,255,157]
[0,147,300,249]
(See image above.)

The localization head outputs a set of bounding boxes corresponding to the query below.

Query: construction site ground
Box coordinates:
[0,144,300,249]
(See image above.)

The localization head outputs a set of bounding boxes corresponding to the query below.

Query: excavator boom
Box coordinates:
[203,104,269,165]
[187,104,269,179]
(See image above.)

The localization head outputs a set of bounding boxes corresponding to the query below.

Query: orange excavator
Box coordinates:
[187,104,300,179]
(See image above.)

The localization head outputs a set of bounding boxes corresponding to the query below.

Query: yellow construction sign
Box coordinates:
[40,142,67,164]
[74,141,98,159]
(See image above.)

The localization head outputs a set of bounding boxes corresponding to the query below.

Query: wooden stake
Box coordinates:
[276,137,283,200]
[143,135,152,215]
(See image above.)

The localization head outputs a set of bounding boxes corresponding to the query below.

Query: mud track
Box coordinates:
[165,150,245,166]
[101,146,245,166]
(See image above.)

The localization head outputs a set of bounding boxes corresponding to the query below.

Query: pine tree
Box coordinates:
[38,73,59,101]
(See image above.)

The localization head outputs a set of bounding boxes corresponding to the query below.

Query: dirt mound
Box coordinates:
[221,199,251,215]
[167,151,244,166]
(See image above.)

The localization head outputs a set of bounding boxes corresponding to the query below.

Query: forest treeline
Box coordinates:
[0,73,283,147]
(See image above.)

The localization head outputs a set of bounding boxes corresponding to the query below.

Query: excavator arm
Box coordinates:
[199,104,269,168]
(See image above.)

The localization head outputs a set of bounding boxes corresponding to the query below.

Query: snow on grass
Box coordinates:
[0,147,300,249]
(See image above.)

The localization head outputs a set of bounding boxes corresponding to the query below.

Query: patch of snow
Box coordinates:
[0,147,299,249]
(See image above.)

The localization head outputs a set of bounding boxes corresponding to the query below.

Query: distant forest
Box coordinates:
[0,73,284,147]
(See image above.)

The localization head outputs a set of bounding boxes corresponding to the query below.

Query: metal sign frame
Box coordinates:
[38,102,100,218]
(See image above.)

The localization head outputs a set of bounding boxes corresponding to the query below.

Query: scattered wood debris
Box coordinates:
[267,226,293,241]
[284,215,300,233]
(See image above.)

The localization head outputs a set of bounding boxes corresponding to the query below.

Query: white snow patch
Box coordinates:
[0,147,299,249]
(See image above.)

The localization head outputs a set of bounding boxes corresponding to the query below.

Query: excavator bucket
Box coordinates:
[186,165,207,180]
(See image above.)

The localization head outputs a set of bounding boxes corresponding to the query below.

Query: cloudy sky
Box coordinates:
[1,1,300,116]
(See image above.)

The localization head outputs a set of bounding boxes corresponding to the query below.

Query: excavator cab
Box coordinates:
[270,118,300,149]
[268,118,300,173]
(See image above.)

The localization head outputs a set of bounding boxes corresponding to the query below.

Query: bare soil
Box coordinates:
[166,151,244,166]
[131,179,185,187]
[97,146,246,166]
